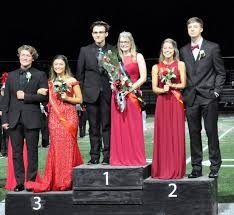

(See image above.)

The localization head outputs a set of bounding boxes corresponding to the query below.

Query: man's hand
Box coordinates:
[2,123,9,130]
[37,88,48,95]
[16,90,25,100]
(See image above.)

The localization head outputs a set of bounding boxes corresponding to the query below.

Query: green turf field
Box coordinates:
[0,113,234,202]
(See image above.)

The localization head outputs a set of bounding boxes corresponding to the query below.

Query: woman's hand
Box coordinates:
[37,88,48,95]
[61,92,67,100]
[163,84,170,93]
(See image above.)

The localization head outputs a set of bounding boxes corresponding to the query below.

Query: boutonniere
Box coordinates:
[26,71,32,82]
[198,50,206,60]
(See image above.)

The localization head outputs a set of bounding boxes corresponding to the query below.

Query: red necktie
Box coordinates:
[191,44,199,51]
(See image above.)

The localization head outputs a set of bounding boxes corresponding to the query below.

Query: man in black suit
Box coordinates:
[77,21,112,165]
[1,45,48,191]
[180,17,226,178]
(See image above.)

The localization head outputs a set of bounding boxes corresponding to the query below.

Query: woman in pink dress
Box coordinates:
[151,38,186,179]
[110,32,147,166]
[26,55,83,192]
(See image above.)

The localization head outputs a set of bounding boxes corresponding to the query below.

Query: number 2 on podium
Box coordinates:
[103,171,109,185]
[168,183,177,198]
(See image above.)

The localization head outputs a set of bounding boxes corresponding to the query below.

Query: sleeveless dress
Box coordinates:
[110,56,146,166]
[151,61,185,179]
[25,80,83,192]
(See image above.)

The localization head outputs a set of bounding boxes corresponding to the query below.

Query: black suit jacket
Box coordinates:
[1,67,48,129]
[180,39,226,106]
[76,43,113,103]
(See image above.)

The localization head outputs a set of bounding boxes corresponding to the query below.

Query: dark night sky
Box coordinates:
[1,1,234,64]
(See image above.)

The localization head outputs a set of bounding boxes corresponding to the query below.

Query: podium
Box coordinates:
[73,163,151,205]
[143,176,218,215]
[5,163,218,215]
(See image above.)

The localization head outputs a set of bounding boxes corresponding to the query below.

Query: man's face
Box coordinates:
[92,26,108,45]
[19,50,33,69]
[187,22,203,39]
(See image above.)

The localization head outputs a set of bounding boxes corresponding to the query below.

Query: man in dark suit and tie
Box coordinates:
[1,45,48,191]
[77,21,112,165]
[180,17,226,179]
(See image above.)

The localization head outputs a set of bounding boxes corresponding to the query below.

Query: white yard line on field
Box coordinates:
[186,127,234,164]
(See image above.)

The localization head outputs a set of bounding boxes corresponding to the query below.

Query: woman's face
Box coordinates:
[119,36,131,53]
[53,59,66,75]
[162,42,174,59]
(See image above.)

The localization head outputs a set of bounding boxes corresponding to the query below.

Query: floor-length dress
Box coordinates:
[26,81,83,192]
[151,61,185,179]
[110,56,146,166]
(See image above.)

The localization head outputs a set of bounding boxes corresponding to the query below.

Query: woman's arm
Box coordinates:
[152,64,169,94]
[170,61,186,90]
[129,53,147,92]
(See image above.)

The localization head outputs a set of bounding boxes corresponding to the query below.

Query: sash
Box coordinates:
[127,92,141,112]
[171,90,184,109]
[49,82,77,140]
[120,61,143,112]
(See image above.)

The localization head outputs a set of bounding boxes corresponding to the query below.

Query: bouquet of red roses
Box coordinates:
[101,50,145,112]
[160,67,176,84]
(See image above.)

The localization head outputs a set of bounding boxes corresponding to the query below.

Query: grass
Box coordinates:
[0,114,234,203]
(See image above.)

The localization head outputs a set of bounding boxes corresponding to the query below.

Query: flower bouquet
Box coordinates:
[160,67,176,84]
[101,49,145,112]
[53,78,70,95]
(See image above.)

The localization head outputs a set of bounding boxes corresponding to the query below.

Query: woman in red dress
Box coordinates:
[151,38,186,179]
[110,32,147,166]
[26,55,83,192]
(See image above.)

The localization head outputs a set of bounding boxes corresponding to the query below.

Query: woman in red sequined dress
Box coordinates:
[151,38,186,179]
[26,55,83,192]
[110,32,147,166]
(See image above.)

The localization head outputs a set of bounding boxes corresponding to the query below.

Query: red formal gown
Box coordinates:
[26,81,83,192]
[110,56,146,166]
[151,61,185,179]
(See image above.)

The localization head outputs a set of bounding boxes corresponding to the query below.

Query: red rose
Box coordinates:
[162,70,168,76]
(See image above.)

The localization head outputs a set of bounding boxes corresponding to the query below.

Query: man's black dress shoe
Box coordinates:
[14,184,25,192]
[208,170,219,178]
[101,159,109,165]
[87,159,99,165]
[188,170,202,178]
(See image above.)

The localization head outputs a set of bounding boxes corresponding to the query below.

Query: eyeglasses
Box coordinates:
[119,41,130,44]
[92,31,106,35]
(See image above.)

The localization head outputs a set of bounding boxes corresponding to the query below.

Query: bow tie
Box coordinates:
[191,44,199,51]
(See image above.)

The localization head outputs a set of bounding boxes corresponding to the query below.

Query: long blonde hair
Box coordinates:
[117,31,137,60]
[159,38,180,62]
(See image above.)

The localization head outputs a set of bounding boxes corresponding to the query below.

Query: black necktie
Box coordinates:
[19,70,27,88]
[97,48,104,73]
